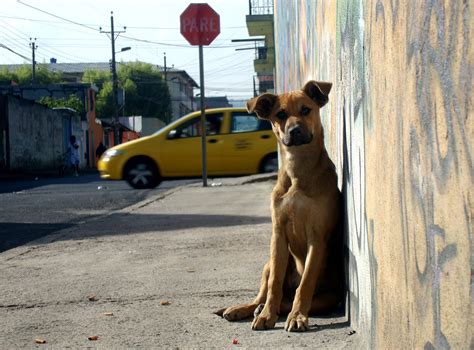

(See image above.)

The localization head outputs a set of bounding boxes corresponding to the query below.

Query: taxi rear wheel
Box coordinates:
[124,157,161,189]
[260,153,278,173]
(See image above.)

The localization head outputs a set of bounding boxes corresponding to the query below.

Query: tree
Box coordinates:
[0,65,62,85]
[82,62,171,122]
[82,69,110,88]
[38,94,84,113]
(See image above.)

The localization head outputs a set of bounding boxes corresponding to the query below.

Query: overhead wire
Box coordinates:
[16,0,100,32]
[11,0,255,97]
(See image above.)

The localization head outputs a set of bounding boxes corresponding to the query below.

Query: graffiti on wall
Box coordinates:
[337,0,377,344]
[274,0,472,348]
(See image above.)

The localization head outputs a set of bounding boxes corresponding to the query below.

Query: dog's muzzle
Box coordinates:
[283,125,313,147]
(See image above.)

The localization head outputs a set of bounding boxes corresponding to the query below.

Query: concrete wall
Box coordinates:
[141,117,165,137]
[1,96,82,172]
[274,1,472,348]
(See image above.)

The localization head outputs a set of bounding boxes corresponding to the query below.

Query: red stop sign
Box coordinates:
[180,3,220,46]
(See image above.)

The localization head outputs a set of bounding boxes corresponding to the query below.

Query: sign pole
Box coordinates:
[199,44,207,187]
[180,3,220,188]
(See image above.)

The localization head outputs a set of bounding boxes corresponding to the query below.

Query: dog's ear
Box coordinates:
[247,93,277,119]
[302,80,332,107]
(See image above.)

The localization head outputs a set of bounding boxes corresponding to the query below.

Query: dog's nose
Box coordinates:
[288,125,303,138]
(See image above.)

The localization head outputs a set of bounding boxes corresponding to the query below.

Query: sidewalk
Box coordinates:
[0,177,358,348]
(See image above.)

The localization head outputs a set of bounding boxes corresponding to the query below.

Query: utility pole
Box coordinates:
[29,38,37,84]
[163,52,170,124]
[100,12,126,146]
[163,52,167,82]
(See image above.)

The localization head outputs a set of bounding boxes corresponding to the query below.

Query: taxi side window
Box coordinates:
[231,112,272,133]
[231,113,258,133]
[172,113,223,138]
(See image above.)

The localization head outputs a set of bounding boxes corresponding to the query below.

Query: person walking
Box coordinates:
[96,142,107,159]
[67,135,80,176]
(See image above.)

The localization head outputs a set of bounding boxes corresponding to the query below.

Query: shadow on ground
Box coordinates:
[3,213,271,252]
[0,172,103,194]
[0,222,74,252]
[74,212,271,238]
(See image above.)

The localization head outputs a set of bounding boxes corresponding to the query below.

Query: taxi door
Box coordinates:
[218,111,274,174]
[159,113,224,177]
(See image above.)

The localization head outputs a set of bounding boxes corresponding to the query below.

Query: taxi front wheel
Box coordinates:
[260,153,278,173]
[124,157,161,189]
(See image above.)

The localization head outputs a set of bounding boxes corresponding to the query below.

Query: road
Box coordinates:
[0,172,197,252]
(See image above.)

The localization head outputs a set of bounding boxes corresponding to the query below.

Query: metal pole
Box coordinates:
[110,12,119,146]
[198,45,207,187]
[30,38,37,84]
[163,52,169,124]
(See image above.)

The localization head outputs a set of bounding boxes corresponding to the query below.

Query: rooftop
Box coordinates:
[0,61,198,87]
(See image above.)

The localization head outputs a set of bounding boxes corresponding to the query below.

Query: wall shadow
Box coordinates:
[73,213,271,239]
[2,213,271,252]
[0,222,74,252]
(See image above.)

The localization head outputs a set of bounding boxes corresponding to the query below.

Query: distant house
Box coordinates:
[161,67,199,120]
[0,60,199,121]
[118,115,165,137]
[196,96,233,110]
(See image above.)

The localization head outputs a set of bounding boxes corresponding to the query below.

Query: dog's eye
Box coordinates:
[301,106,311,116]
[276,111,287,120]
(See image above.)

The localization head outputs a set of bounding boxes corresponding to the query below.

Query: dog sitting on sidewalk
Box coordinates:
[215,81,344,332]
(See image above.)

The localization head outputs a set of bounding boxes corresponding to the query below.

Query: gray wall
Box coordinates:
[1,95,81,172]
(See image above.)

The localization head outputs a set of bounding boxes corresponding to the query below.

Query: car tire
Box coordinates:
[260,153,278,173]
[124,157,161,189]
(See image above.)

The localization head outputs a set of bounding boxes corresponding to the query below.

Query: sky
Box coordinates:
[0,0,257,100]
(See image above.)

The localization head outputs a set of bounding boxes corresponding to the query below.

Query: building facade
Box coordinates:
[246,0,275,95]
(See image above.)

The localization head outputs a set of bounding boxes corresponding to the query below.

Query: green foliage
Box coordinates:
[95,81,114,121]
[82,69,111,88]
[0,68,16,85]
[82,62,171,122]
[38,94,84,113]
[0,65,62,85]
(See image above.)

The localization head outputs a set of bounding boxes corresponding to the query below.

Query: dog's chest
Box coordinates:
[278,189,311,213]
[274,185,334,244]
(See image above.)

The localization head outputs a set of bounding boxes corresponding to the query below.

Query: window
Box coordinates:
[231,112,272,133]
[171,113,223,138]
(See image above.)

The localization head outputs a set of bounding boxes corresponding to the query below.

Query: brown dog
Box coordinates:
[216,81,344,332]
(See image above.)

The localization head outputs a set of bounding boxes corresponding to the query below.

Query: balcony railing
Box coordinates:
[248,0,273,15]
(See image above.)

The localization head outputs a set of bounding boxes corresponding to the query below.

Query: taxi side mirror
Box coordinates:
[167,129,178,139]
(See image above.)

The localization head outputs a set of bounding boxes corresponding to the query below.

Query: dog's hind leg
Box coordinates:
[215,262,270,321]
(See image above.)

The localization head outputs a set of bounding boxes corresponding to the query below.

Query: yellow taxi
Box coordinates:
[98,108,277,188]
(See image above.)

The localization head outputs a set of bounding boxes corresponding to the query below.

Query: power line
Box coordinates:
[0,43,31,61]
[0,15,246,30]
[16,0,99,32]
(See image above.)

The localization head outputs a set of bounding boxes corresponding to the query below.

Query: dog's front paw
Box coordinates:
[251,309,278,330]
[285,311,309,332]
[217,304,257,321]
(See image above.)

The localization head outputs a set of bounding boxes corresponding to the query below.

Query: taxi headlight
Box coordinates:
[102,149,125,161]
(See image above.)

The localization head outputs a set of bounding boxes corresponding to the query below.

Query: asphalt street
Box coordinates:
[0,172,197,252]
